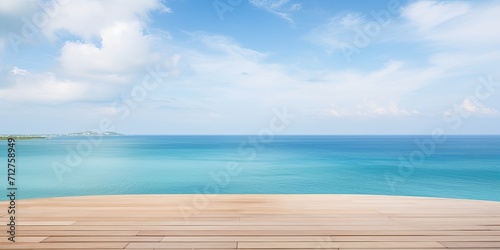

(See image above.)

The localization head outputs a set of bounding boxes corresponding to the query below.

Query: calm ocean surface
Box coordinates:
[1,135,499,201]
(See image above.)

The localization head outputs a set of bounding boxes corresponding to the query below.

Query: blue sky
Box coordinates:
[1,0,499,134]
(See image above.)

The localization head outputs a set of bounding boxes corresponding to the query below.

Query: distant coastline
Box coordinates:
[0,136,48,140]
[0,131,123,140]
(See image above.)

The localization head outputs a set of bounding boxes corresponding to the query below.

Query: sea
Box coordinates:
[1,135,499,201]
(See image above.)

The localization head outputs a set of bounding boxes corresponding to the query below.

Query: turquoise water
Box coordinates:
[1,135,499,201]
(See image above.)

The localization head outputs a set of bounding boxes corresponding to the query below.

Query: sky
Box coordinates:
[0,0,499,135]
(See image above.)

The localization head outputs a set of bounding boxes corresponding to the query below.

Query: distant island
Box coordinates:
[0,131,123,140]
[66,131,123,136]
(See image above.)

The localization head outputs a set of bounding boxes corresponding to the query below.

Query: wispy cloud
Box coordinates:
[326,101,419,118]
[402,1,469,31]
[306,12,366,53]
[459,98,498,115]
[249,0,301,25]
[176,36,440,121]
[401,0,500,48]
[0,67,89,103]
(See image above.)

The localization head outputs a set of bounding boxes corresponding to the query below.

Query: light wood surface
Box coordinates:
[1,194,500,249]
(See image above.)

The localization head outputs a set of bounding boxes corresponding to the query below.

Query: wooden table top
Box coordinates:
[1,194,499,249]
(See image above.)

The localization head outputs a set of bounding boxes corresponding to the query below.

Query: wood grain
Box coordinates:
[1,194,499,249]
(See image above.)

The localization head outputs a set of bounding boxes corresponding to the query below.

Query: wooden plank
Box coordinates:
[43,236,163,242]
[17,230,140,236]
[17,220,76,225]
[238,241,445,248]
[0,194,498,249]
[14,224,490,231]
[0,237,47,243]
[439,241,500,248]
[330,235,500,242]
[160,236,329,241]
[0,243,128,249]
[125,242,237,248]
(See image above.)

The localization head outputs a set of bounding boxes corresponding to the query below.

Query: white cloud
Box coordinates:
[11,66,28,75]
[401,0,500,47]
[192,33,265,60]
[309,0,500,59]
[0,66,133,104]
[368,101,419,116]
[460,98,498,115]
[307,13,365,53]
[323,101,418,118]
[0,0,168,54]
[0,1,176,106]
[43,0,168,40]
[58,21,158,83]
[304,99,421,119]
[402,1,469,31]
[290,3,301,11]
[175,35,439,121]
[0,67,89,103]
[47,1,173,88]
[306,10,398,59]
[249,0,300,24]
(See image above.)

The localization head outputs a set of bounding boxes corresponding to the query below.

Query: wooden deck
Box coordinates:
[1,194,500,249]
